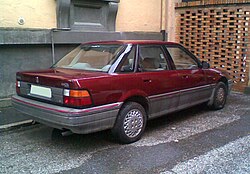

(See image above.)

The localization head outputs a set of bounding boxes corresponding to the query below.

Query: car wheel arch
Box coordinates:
[118,90,149,115]
[219,77,228,92]
[121,95,149,118]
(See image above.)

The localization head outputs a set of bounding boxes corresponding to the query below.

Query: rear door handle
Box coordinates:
[182,75,189,79]
[143,79,152,83]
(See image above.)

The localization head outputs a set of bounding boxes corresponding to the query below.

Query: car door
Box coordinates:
[135,44,182,119]
[165,45,212,110]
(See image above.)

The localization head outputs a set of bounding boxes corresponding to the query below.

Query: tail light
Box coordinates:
[63,89,92,108]
[16,80,21,95]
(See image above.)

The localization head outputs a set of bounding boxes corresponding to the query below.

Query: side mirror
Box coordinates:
[202,61,210,69]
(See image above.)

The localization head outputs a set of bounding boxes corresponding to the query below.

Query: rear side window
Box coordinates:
[166,47,198,70]
[139,45,169,71]
[116,46,136,73]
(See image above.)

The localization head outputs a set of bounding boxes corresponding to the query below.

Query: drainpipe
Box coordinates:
[50,28,71,64]
[160,0,166,41]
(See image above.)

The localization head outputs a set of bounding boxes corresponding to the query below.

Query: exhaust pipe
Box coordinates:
[61,130,73,136]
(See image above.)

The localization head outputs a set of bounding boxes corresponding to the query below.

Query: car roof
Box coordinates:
[82,40,179,45]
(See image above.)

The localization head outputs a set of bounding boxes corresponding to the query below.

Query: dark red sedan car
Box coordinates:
[12,40,232,143]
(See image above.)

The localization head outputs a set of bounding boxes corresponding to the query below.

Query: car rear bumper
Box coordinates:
[12,95,122,134]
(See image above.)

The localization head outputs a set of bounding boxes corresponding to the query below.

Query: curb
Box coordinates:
[0,98,12,108]
[0,120,34,132]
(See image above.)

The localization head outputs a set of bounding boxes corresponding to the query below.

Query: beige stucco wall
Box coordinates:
[0,0,182,42]
[0,0,56,29]
[116,0,162,32]
[1,0,165,32]
[1,0,163,31]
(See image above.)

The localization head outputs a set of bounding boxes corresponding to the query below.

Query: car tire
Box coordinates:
[208,82,227,110]
[111,102,147,144]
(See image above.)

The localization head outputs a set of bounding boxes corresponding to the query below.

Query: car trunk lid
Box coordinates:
[16,68,108,106]
[17,68,107,88]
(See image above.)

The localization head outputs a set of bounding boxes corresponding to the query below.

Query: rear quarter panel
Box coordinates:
[78,73,147,106]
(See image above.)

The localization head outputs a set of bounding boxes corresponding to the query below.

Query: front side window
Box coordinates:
[53,44,124,72]
[166,47,198,70]
[139,45,169,71]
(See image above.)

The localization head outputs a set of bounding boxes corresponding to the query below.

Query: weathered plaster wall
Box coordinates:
[116,0,162,32]
[0,0,164,32]
[0,0,56,28]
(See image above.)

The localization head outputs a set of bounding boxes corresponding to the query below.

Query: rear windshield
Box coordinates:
[53,44,124,72]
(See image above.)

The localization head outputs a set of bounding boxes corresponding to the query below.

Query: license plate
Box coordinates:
[30,85,52,98]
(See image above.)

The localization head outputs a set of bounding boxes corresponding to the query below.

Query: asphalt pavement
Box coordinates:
[0,93,249,174]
